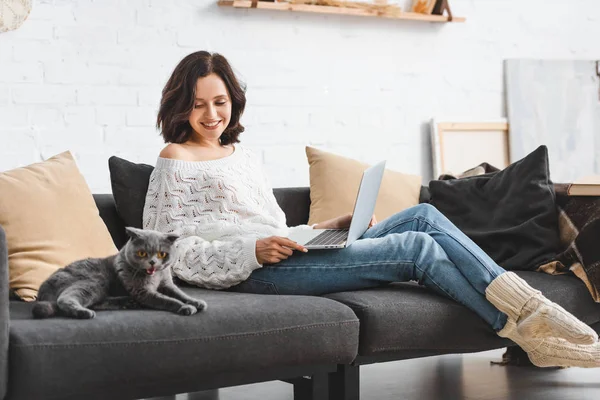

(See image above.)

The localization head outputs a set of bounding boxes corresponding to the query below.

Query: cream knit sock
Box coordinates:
[498,319,600,368]
[486,272,598,345]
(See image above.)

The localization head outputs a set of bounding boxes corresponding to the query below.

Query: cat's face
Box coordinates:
[123,227,179,276]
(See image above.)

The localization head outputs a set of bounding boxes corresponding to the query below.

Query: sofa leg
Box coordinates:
[329,364,359,400]
[291,372,329,400]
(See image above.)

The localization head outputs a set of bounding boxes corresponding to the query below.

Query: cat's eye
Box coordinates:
[137,250,147,258]
[157,252,168,259]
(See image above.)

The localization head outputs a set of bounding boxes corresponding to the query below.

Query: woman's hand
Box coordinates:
[368,215,377,228]
[256,236,307,265]
[314,214,378,230]
[313,213,352,230]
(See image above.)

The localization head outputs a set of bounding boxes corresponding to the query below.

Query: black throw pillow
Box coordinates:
[429,145,560,271]
[108,156,154,229]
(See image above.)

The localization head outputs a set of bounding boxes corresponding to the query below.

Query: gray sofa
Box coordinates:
[2,187,600,400]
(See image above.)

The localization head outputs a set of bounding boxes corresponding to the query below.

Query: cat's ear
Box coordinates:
[125,227,144,240]
[165,234,179,244]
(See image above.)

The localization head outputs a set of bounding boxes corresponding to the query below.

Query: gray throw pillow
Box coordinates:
[108,156,154,229]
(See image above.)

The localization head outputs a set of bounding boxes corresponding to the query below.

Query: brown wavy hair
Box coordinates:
[157,51,246,145]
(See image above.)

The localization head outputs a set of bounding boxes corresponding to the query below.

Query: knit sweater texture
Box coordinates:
[142,145,313,289]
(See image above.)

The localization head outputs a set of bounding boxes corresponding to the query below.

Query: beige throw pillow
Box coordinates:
[0,151,118,301]
[306,146,422,226]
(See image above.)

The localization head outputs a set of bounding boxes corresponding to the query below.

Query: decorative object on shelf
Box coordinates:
[0,0,31,33]
[505,59,600,183]
[289,0,403,17]
[413,0,452,21]
[218,0,465,22]
[430,120,510,179]
[431,0,452,21]
[411,0,436,14]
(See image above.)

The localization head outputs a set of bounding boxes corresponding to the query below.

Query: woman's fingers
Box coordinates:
[271,243,298,263]
[368,215,378,228]
[257,236,309,264]
[269,254,286,263]
[270,251,291,263]
[339,213,353,229]
[274,244,293,257]
[273,237,307,252]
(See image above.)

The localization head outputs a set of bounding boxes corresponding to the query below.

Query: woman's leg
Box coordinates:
[244,231,507,330]
[361,203,505,293]
[363,204,597,345]
[236,208,600,368]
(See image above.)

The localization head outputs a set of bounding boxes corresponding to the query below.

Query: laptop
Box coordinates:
[288,160,386,250]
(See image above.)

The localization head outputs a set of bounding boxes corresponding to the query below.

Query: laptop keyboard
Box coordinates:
[305,229,349,246]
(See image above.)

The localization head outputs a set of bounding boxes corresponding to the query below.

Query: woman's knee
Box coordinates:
[391,231,435,249]
[412,203,443,221]
[384,232,441,271]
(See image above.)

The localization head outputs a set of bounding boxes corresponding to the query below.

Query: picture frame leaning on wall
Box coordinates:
[430,119,510,179]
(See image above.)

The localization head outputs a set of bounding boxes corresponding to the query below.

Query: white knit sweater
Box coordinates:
[142,145,313,289]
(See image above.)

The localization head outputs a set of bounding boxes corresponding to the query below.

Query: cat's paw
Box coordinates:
[76,309,96,319]
[187,299,207,312]
[177,304,198,316]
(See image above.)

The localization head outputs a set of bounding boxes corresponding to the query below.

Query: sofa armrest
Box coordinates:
[0,225,9,399]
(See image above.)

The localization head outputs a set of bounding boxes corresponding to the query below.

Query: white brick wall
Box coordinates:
[1,0,600,193]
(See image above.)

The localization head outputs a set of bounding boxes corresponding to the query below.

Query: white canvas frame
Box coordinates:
[430,119,510,179]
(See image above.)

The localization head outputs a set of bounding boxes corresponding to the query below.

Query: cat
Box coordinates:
[32,227,207,319]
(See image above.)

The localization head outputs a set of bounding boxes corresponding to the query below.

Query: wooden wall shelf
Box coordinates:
[217,0,465,23]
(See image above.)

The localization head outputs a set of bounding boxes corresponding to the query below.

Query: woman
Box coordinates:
[143,51,600,368]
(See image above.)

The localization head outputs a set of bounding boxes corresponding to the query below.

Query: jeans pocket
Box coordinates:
[229,278,279,295]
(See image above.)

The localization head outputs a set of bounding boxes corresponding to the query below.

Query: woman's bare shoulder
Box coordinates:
[159,143,186,159]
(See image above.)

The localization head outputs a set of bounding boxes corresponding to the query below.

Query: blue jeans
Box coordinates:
[235,203,509,331]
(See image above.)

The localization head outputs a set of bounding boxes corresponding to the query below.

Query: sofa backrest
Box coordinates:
[95,185,569,249]
[273,187,311,227]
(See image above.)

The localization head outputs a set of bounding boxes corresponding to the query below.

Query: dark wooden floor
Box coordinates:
[148,349,600,400]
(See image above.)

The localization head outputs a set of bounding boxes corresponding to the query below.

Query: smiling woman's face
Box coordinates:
[188,73,232,144]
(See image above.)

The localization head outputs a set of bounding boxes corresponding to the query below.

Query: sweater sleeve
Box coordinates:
[143,168,263,290]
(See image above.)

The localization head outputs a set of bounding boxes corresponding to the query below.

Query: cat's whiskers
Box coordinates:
[131,266,143,280]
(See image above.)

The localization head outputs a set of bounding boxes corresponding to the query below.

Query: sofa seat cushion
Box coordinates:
[8,288,359,400]
[323,271,600,357]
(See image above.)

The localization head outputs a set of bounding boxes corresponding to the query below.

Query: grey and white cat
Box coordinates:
[32,227,207,319]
